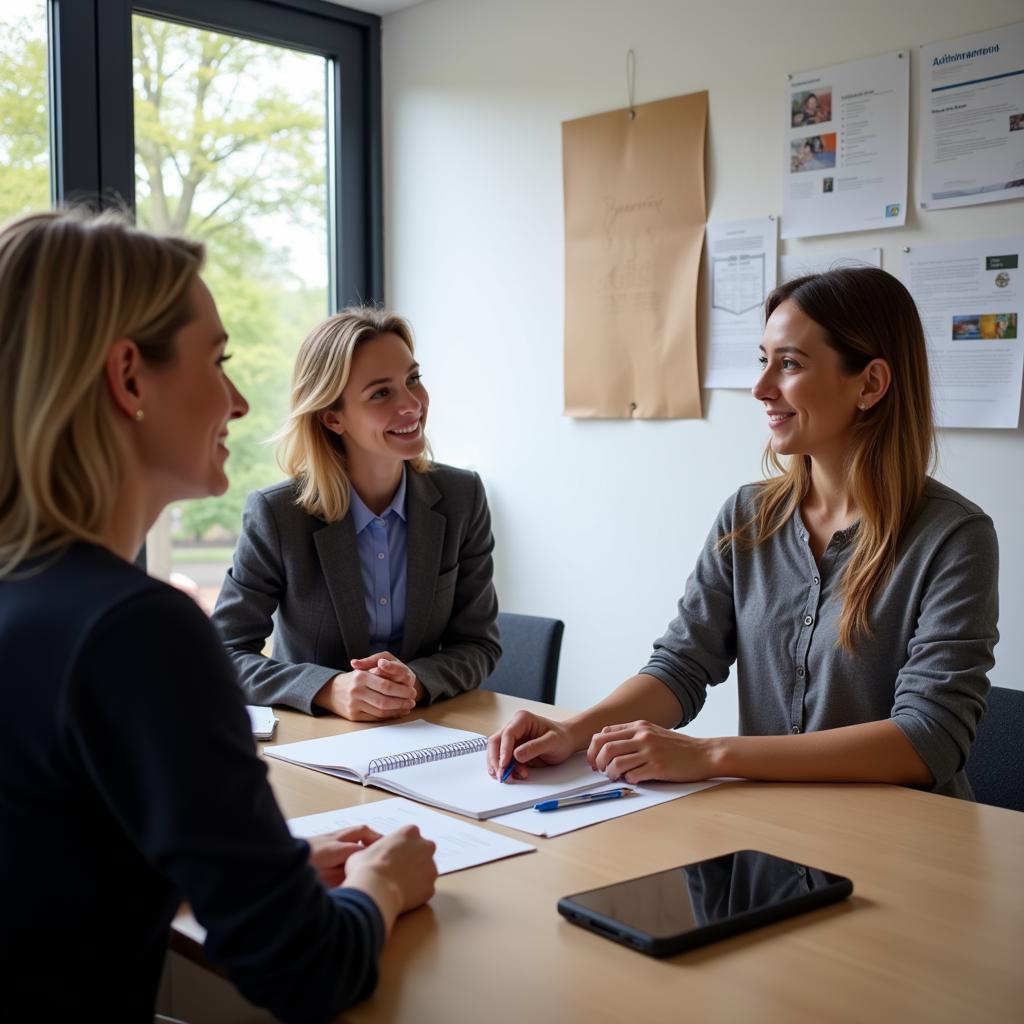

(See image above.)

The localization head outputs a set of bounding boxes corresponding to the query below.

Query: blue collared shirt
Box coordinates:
[348,470,408,655]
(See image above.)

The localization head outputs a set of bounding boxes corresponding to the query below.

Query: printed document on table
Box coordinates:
[782,50,908,239]
[919,21,1024,211]
[491,781,722,838]
[780,247,881,283]
[902,236,1023,428]
[704,217,777,390]
[288,797,535,875]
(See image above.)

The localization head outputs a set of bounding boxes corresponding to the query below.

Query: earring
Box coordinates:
[858,402,867,410]
[135,409,145,422]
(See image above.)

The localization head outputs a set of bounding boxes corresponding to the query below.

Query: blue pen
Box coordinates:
[534,788,633,812]
[499,758,518,783]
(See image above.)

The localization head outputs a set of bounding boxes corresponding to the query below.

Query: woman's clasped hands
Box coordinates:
[315,651,424,721]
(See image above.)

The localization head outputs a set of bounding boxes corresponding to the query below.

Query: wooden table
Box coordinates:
[173,691,1024,1023]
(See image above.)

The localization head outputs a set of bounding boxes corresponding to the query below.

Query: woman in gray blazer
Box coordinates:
[212,307,500,719]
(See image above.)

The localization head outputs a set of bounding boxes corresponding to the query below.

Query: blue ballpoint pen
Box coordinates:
[499,758,518,783]
[534,788,633,812]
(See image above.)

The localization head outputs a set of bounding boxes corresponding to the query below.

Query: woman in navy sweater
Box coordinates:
[0,209,437,1021]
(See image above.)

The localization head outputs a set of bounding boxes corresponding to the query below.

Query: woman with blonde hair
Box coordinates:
[212,307,500,719]
[488,267,998,800]
[0,209,437,1020]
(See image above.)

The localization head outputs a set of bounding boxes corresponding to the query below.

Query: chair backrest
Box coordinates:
[481,612,564,704]
[965,685,1024,813]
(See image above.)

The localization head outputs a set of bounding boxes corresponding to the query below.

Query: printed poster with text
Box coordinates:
[902,236,1023,429]
[919,21,1024,211]
[703,217,778,390]
[563,92,707,418]
[783,51,908,239]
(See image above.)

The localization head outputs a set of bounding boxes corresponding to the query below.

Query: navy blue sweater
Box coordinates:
[0,543,384,1021]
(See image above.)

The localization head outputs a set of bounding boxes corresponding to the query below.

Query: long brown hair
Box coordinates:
[728,267,935,649]
[0,209,203,577]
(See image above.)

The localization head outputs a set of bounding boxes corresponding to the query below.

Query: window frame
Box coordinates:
[48,0,383,309]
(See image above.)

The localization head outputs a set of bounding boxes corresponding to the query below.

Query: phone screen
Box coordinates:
[559,850,852,954]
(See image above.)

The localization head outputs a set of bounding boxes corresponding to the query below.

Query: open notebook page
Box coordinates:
[371,750,607,819]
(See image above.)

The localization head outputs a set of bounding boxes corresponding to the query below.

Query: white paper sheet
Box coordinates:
[782,51,908,239]
[490,780,722,837]
[704,217,778,389]
[288,797,535,875]
[919,21,1024,212]
[902,236,1024,428]
[779,248,881,283]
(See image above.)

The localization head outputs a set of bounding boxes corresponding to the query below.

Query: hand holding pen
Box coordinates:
[486,709,580,781]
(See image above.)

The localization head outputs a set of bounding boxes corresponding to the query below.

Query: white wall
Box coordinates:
[382,0,1024,734]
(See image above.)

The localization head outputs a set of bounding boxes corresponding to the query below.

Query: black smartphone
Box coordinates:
[557,849,853,957]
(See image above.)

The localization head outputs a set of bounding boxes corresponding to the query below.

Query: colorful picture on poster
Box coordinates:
[790,133,837,173]
[952,313,1018,340]
[791,88,832,127]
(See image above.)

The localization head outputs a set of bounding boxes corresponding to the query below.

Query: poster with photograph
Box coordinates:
[779,247,881,282]
[902,235,1024,429]
[782,51,908,239]
[704,217,778,390]
[919,21,1024,211]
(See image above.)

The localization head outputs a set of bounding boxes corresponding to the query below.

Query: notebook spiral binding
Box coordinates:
[368,736,487,774]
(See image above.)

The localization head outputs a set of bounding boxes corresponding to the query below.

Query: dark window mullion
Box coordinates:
[49,0,101,204]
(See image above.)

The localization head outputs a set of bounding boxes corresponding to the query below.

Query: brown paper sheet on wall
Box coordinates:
[563,91,707,419]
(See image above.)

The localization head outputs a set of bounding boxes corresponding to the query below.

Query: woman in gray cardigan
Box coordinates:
[488,268,997,799]
[212,308,500,720]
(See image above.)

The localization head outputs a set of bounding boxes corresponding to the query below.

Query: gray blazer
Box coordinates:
[212,464,501,713]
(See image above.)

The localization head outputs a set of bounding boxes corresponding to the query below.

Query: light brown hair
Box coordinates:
[726,267,935,649]
[0,208,204,577]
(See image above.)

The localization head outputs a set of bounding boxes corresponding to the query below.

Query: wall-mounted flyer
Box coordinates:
[704,217,778,390]
[782,51,908,239]
[902,236,1023,429]
[919,21,1024,211]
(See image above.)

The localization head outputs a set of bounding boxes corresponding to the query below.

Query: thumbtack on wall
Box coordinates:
[903,246,911,253]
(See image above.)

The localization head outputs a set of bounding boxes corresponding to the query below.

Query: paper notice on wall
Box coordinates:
[902,236,1024,429]
[703,217,777,390]
[563,92,707,418]
[919,21,1024,211]
[779,247,881,282]
[782,51,908,239]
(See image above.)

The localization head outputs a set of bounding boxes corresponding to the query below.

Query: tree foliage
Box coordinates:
[130,17,329,539]
[0,11,50,219]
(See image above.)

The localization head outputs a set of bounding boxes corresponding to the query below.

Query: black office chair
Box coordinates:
[965,685,1024,812]
[481,612,564,704]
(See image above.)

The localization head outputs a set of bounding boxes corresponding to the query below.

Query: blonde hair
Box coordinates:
[276,307,432,522]
[0,208,204,577]
[724,267,935,650]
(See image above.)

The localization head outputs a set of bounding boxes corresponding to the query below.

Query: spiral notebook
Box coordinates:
[264,720,606,819]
